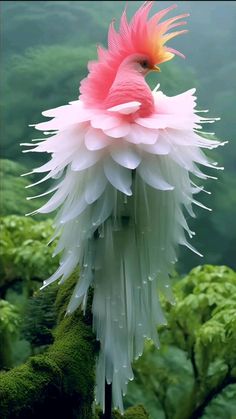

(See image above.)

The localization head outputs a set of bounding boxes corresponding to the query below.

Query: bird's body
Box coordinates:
[23,1,224,412]
[105,78,154,118]
[103,56,155,117]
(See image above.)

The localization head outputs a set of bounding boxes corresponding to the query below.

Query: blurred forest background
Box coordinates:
[0,1,236,418]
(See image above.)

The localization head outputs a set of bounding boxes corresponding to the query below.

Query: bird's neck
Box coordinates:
[103,69,155,118]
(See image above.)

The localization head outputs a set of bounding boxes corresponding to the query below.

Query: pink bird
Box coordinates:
[23,1,224,413]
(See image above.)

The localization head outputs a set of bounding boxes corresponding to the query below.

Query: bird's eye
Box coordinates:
[140,60,149,69]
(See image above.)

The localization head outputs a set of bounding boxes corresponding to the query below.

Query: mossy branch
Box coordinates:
[0,277,97,419]
[0,276,149,419]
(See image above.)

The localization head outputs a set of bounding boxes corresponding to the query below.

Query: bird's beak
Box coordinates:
[152,65,161,72]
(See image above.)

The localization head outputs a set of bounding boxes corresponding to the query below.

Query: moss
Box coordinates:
[123,405,149,418]
[0,278,96,419]
[0,271,149,418]
[55,272,79,322]
[95,405,149,419]
[52,310,96,398]
[0,359,62,418]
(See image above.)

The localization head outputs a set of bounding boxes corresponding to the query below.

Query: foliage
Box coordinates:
[0,300,20,369]
[21,284,57,349]
[0,214,60,368]
[0,159,46,217]
[125,265,236,419]
[0,300,20,335]
[1,1,107,58]
[0,215,59,293]
[202,384,236,419]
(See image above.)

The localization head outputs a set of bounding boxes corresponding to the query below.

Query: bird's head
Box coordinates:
[80,1,189,107]
[116,53,161,77]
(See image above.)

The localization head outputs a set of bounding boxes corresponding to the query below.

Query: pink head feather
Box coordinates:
[80,2,188,108]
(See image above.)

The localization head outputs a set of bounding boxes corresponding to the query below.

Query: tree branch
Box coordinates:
[191,373,236,419]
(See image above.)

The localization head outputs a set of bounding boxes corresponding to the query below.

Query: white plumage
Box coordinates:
[24,87,224,411]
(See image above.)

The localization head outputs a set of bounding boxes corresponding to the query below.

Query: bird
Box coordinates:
[22,1,225,413]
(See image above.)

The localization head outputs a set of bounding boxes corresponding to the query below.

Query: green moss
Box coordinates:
[95,405,149,419]
[55,272,79,322]
[0,358,62,417]
[124,405,149,418]
[0,278,96,419]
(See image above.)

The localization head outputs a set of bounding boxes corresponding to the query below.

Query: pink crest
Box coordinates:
[80,2,188,108]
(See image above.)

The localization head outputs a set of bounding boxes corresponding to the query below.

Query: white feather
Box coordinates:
[25,86,224,413]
